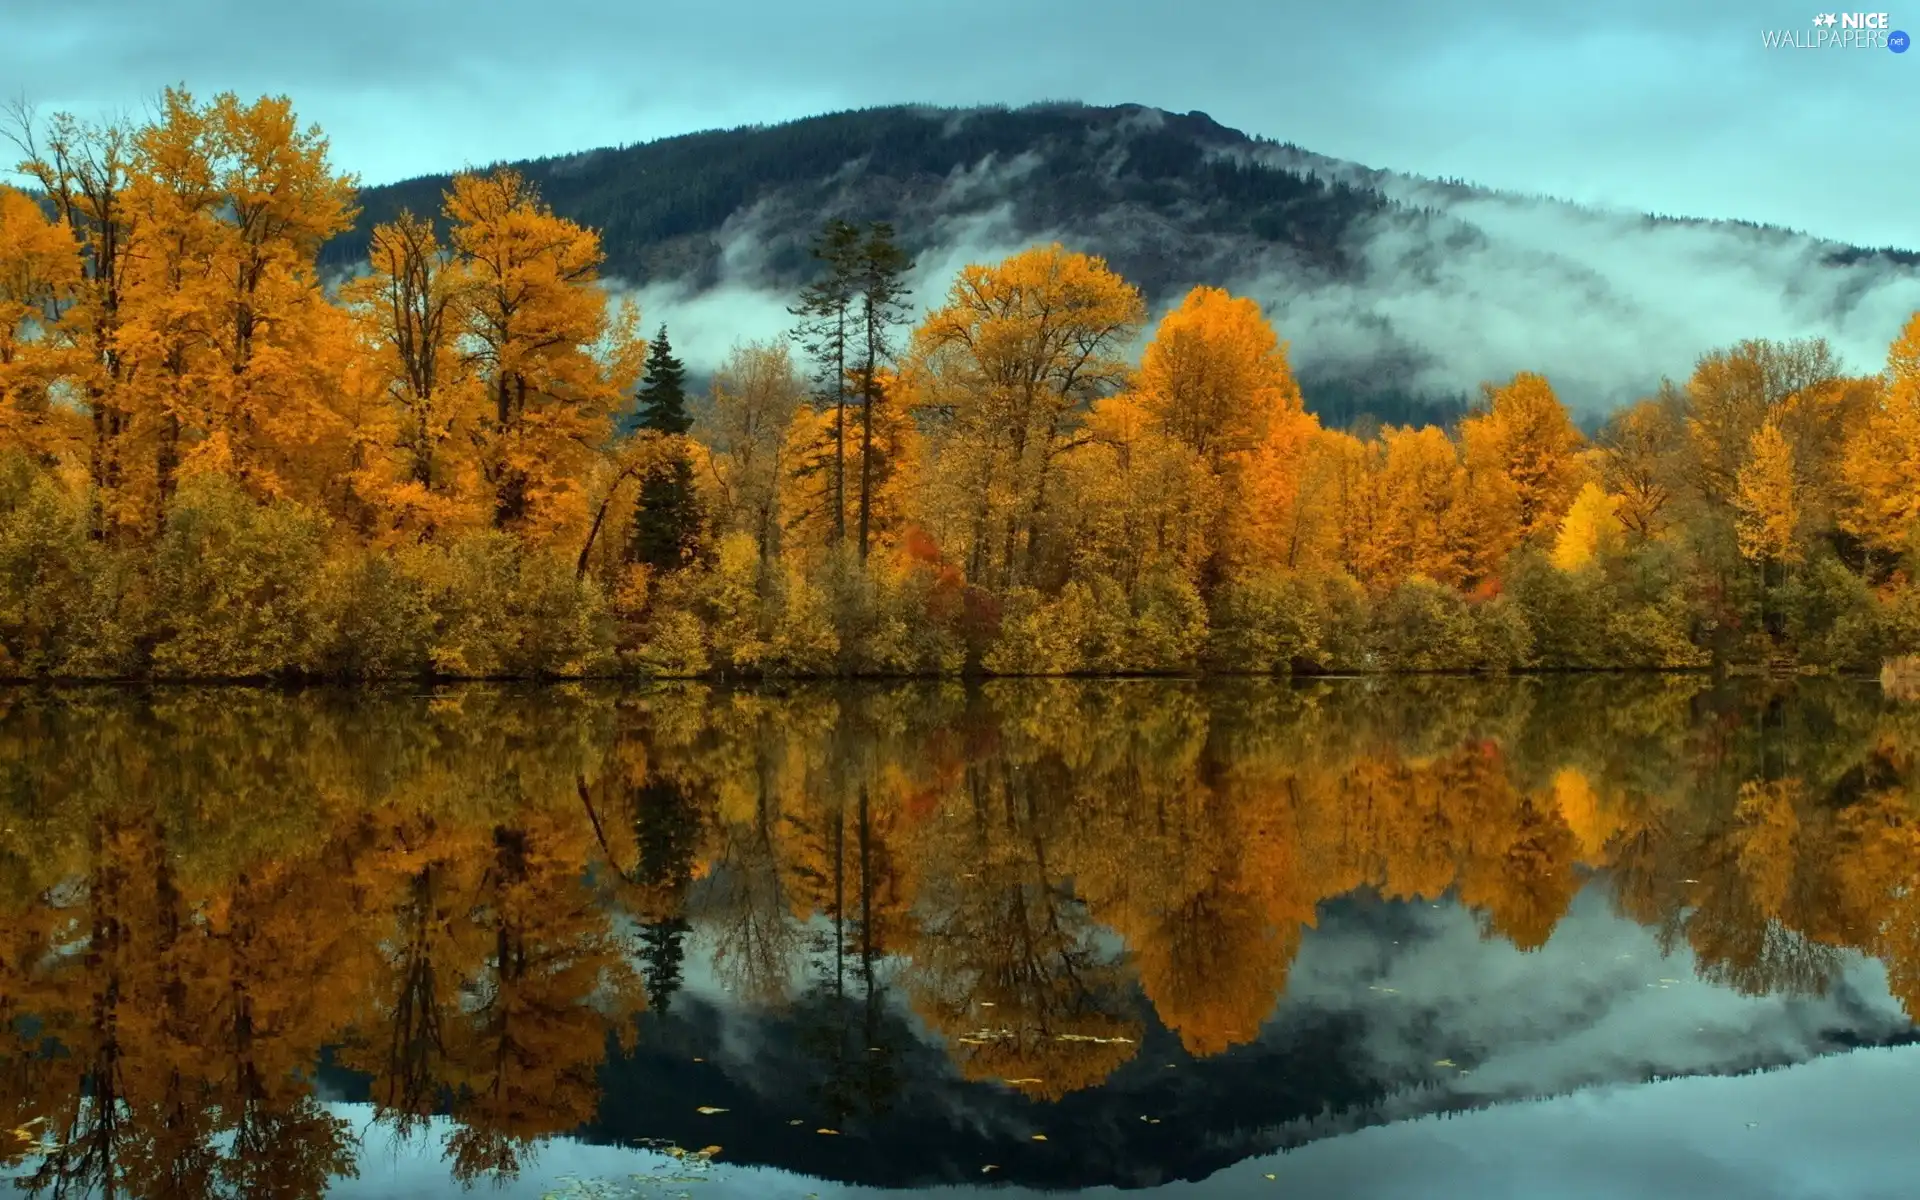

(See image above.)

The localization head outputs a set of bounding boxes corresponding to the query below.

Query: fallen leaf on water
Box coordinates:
[817,1128,840,1136]
[1148,1118,1161,1125]
[698,1146,722,1157]
[695,1106,728,1115]
[788,1119,804,1126]
[692,1057,705,1063]
[1266,1174,1278,1180]
[982,1165,999,1173]
[1032,1134,1048,1141]
[1006,1078,1043,1085]
[1433,1059,1456,1068]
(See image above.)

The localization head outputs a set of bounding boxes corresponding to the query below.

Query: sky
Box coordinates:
[1,0,1913,249]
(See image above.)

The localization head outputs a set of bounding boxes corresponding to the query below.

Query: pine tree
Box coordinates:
[632,779,702,1012]
[630,456,702,571]
[853,223,913,560]
[635,325,691,434]
[629,324,702,570]
[789,220,862,545]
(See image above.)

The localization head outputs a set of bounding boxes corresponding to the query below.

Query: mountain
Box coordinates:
[322,102,1920,423]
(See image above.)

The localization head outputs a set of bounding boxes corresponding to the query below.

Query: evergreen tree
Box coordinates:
[629,324,702,569]
[635,325,692,434]
[630,456,702,571]
[789,220,862,545]
[853,223,914,560]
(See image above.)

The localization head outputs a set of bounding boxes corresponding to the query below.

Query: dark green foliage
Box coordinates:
[321,103,1394,297]
[636,326,692,434]
[790,220,862,543]
[629,325,703,572]
[853,222,913,558]
[630,456,703,573]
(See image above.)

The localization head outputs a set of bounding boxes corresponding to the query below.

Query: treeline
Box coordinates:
[2,678,1917,1193]
[2,89,1919,680]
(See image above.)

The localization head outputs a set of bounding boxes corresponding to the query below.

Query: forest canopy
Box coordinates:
[2,88,1919,680]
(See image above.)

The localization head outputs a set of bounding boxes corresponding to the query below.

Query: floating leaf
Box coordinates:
[982,1165,999,1173]
[695,1106,728,1115]
[816,1128,839,1135]
[1006,1078,1043,1085]
[1031,1134,1048,1141]
[1433,1059,1456,1068]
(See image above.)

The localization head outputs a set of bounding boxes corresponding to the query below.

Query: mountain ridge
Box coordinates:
[320,101,1920,420]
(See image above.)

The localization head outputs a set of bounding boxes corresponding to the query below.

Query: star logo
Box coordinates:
[1813,12,1837,24]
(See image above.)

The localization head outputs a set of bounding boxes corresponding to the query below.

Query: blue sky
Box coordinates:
[2,0,1912,247]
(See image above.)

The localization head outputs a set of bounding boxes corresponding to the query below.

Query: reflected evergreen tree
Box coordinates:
[632,778,704,1012]
[638,917,690,1014]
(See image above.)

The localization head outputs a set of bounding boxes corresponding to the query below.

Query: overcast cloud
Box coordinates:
[2,0,1913,248]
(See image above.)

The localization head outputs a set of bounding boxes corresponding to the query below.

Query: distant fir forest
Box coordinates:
[2,88,1919,681]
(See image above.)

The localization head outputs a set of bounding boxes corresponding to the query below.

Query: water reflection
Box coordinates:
[0,677,1916,1195]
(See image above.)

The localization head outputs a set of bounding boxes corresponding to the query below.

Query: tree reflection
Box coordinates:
[0,678,1917,1192]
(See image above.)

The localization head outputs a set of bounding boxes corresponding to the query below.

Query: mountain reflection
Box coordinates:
[1,677,1918,1195]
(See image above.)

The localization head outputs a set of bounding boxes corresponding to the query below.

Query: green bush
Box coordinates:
[148,473,326,678]
[0,457,136,677]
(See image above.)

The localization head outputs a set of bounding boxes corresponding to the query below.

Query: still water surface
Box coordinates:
[1,677,1918,1197]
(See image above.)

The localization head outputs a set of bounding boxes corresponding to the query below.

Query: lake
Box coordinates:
[2,676,1918,1198]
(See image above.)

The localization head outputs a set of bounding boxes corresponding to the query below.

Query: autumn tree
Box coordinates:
[702,339,806,561]
[1839,312,1920,559]
[0,185,81,463]
[117,89,361,514]
[341,210,484,536]
[1132,285,1316,587]
[909,244,1145,589]
[1551,481,1623,572]
[4,103,140,536]
[446,167,639,540]
[1461,371,1584,543]
[1598,392,1682,541]
[1682,337,1839,510]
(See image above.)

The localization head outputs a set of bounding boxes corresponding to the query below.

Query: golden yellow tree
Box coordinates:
[1461,371,1585,541]
[1135,286,1302,468]
[908,244,1145,588]
[122,89,361,510]
[1839,312,1920,555]
[1598,394,1680,541]
[1734,418,1802,565]
[6,106,142,535]
[1551,481,1623,571]
[446,168,641,541]
[341,210,487,537]
[0,185,82,461]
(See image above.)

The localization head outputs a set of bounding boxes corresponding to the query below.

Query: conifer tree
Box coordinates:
[853,223,914,560]
[629,325,702,570]
[635,325,692,435]
[789,220,862,545]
